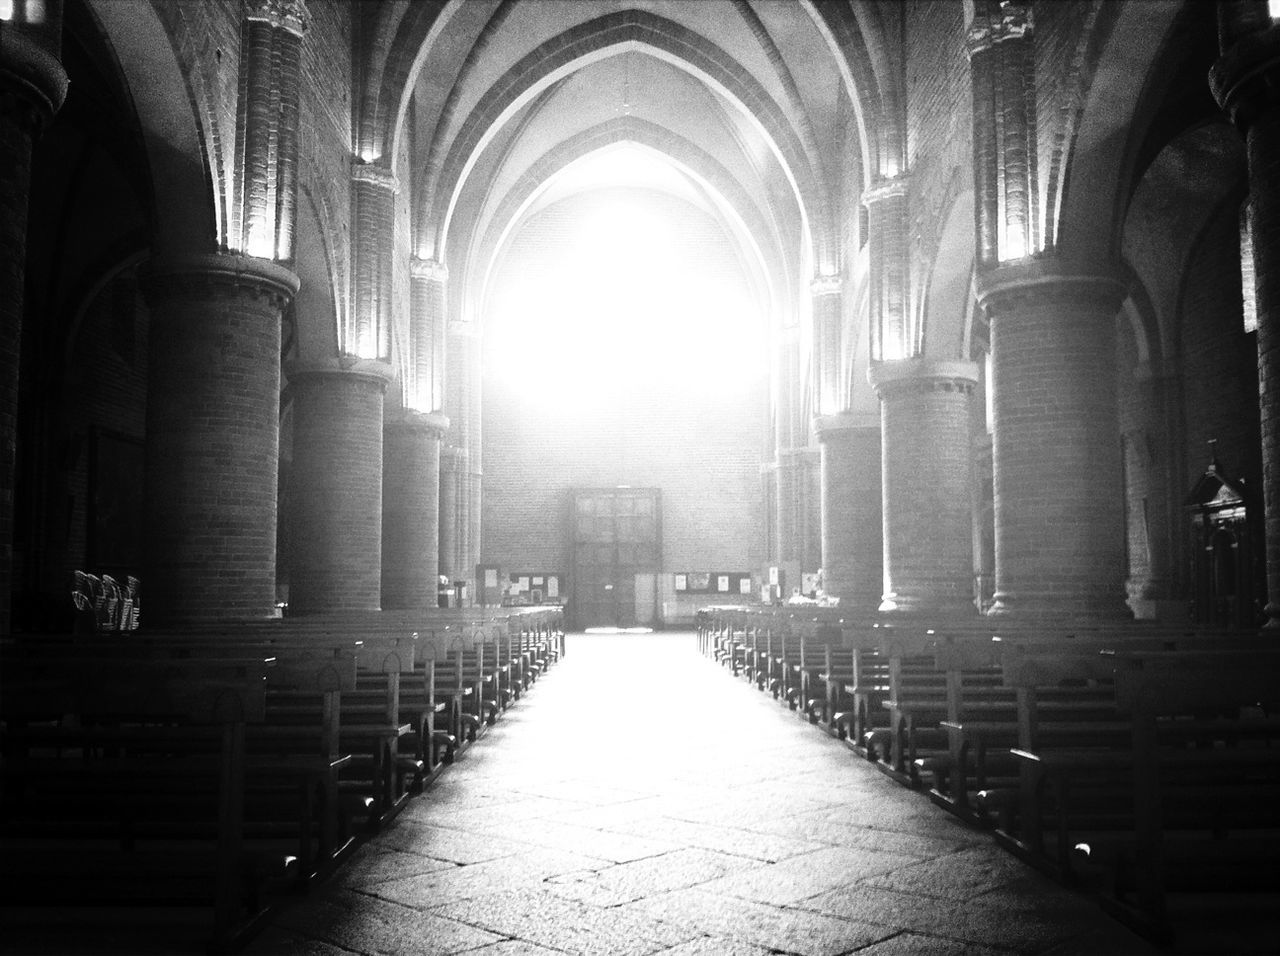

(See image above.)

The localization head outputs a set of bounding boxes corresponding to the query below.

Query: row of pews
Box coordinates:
[699,605,1280,946]
[0,606,565,952]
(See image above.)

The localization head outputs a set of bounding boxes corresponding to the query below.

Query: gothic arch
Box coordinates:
[416,11,834,273]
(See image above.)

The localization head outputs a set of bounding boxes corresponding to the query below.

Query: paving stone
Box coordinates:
[241,634,1163,956]
[435,888,694,955]
[460,941,567,956]
[545,847,766,906]
[847,930,1007,956]
[649,937,779,955]
[620,887,893,955]
[507,780,650,805]
[339,847,459,889]
[605,814,829,862]
[694,845,921,906]
[272,889,502,955]
[483,818,679,864]
[243,925,365,955]
[794,883,1134,953]
[376,821,525,865]
[861,846,1032,901]
[797,821,980,859]
[368,848,609,910]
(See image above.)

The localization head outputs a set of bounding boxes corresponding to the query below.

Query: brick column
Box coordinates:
[967,1,1036,267]
[381,410,448,609]
[1211,10,1280,625]
[232,0,307,260]
[0,27,66,635]
[816,414,882,611]
[349,163,396,360]
[141,255,299,624]
[409,257,447,414]
[773,324,803,566]
[863,177,913,361]
[438,445,462,584]
[976,262,1129,620]
[870,360,979,616]
[811,275,843,416]
[286,362,392,614]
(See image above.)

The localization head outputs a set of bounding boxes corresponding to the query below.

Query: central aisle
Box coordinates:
[250,632,1151,956]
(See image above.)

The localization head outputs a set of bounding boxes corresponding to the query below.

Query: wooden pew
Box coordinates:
[0,659,292,951]
[929,630,1273,826]
[992,650,1280,940]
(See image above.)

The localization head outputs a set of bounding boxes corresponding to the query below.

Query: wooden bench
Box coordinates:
[929,630,1274,826]
[992,651,1280,941]
[0,659,297,951]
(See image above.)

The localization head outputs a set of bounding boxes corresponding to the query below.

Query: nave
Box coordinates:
[240,632,1153,956]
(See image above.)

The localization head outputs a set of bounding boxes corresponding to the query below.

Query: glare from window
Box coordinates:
[1270,0,1280,21]
[486,195,764,407]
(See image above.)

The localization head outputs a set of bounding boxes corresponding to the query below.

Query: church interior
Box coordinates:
[1,0,1278,953]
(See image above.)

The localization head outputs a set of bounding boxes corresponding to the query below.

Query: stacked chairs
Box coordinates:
[71,570,141,632]
[0,604,565,952]
[700,604,1277,946]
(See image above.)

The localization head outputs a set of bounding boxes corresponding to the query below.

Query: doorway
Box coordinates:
[570,488,661,629]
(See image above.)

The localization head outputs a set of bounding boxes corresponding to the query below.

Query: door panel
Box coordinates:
[571,488,660,629]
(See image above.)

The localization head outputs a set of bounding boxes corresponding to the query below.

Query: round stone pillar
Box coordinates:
[1212,23,1280,626]
[381,410,449,609]
[976,262,1129,620]
[141,254,299,624]
[870,359,979,616]
[1,30,67,635]
[287,362,392,614]
[816,414,882,611]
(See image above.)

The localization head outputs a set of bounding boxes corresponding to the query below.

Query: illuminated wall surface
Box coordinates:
[481,184,768,576]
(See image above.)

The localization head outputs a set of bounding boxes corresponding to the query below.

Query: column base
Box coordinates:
[878,592,978,617]
[988,591,1133,623]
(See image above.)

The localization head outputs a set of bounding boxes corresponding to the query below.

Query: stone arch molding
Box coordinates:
[398,10,842,274]
[461,117,787,327]
[85,0,220,255]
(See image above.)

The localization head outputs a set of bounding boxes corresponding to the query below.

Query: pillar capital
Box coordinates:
[386,408,450,440]
[285,356,395,390]
[351,161,399,193]
[814,412,878,439]
[861,175,908,207]
[142,253,300,310]
[966,1,1032,58]
[868,358,978,398]
[975,259,1127,316]
[245,0,309,36]
[1211,26,1280,132]
[810,274,841,297]
[0,29,68,130]
[411,257,448,282]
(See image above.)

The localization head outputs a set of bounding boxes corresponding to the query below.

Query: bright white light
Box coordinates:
[486,193,764,408]
[1271,0,1280,20]
[999,223,1027,263]
[0,1,15,21]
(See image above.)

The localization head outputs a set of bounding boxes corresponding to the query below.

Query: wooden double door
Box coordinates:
[571,488,661,629]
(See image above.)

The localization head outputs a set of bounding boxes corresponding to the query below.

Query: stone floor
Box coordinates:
[245,631,1165,956]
